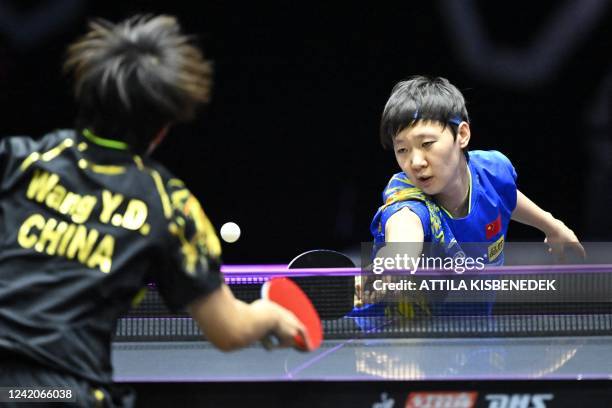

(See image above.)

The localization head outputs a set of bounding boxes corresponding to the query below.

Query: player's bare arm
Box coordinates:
[188,284,306,351]
[356,208,425,305]
[511,190,585,259]
[385,207,425,245]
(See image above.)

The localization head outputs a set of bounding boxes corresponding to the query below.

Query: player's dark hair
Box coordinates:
[64,15,212,153]
[380,76,470,157]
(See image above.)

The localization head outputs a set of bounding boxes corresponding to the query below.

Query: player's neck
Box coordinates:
[435,160,470,218]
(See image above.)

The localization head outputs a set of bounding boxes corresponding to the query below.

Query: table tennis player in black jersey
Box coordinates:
[0,15,305,407]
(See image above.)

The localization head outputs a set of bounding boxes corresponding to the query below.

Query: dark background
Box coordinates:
[1,1,611,263]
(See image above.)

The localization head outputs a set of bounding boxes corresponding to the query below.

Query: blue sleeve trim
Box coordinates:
[371,200,431,242]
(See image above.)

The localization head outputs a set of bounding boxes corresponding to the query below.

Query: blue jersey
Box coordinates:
[371,150,517,265]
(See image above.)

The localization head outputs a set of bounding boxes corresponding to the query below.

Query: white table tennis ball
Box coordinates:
[220,222,241,243]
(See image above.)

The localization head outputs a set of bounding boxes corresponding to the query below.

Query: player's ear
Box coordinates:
[457,122,470,149]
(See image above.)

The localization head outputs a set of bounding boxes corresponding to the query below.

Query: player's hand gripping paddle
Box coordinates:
[261,277,323,351]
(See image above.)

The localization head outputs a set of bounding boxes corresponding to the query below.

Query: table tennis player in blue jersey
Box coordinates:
[361,76,585,315]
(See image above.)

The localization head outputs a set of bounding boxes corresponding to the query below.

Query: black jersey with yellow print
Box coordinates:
[0,129,223,384]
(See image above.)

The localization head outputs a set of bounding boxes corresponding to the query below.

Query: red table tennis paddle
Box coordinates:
[261,277,323,351]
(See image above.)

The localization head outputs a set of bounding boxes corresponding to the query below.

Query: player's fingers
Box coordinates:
[288,313,306,338]
[280,324,305,349]
[276,316,308,351]
[295,326,311,351]
[573,241,587,259]
[367,290,382,305]
[355,279,364,302]
[547,247,563,264]
[550,243,566,263]
[261,335,279,350]
[271,304,307,349]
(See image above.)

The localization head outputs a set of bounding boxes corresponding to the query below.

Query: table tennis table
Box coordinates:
[112,257,612,407]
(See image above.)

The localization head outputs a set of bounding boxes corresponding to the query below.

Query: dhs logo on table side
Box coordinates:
[401,392,554,408]
[485,394,554,408]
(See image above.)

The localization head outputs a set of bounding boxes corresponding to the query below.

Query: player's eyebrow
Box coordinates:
[410,132,439,139]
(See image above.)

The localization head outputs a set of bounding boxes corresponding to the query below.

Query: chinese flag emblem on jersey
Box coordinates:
[485,214,502,239]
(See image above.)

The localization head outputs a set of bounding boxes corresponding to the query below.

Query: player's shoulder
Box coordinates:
[372,172,431,241]
[468,150,515,178]
[138,160,202,208]
[146,163,192,198]
[145,164,207,221]
[1,130,73,156]
[468,150,512,167]
[163,177,222,260]
[161,175,206,221]
[383,171,417,196]
[383,172,422,202]
[135,158,187,190]
[469,149,517,197]
[381,171,431,204]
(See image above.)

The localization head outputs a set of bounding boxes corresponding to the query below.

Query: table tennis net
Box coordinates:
[114,267,612,341]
